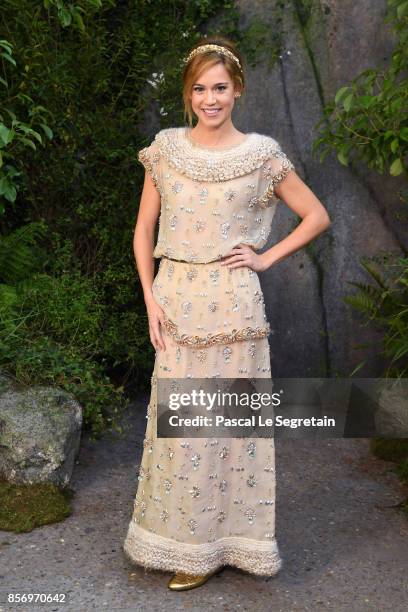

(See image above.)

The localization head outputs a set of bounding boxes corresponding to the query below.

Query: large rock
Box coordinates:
[0,375,82,486]
[222,0,406,377]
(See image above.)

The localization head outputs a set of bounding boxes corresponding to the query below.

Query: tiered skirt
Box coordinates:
[123,257,282,576]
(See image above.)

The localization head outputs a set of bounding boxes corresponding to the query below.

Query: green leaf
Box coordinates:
[0,177,16,202]
[0,40,13,54]
[15,124,42,144]
[59,8,72,27]
[337,149,349,166]
[20,137,37,151]
[15,94,34,106]
[397,1,408,18]
[40,123,53,140]
[4,184,17,202]
[335,86,349,105]
[73,12,85,32]
[343,93,354,112]
[390,158,404,176]
[391,138,399,153]
[360,95,375,108]
[0,125,13,146]
[0,52,16,67]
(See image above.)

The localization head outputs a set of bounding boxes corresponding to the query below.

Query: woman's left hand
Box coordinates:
[220,243,268,272]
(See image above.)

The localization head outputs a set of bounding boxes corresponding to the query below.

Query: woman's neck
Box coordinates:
[189,122,246,147]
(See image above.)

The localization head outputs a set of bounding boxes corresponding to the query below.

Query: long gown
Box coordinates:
[123,126,295,576]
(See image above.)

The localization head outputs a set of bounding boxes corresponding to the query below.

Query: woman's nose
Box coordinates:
[205,92,216,104]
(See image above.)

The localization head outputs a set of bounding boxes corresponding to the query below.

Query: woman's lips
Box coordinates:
[202,109,220,116]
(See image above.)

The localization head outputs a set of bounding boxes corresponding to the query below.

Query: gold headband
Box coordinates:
[183,44,242,71]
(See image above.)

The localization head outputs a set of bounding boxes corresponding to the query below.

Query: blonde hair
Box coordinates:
[182,35,245,127]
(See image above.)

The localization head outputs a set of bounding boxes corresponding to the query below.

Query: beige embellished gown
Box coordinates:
[123,126,295,576]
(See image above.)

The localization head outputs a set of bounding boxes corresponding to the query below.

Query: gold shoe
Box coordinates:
[167,567,223,591]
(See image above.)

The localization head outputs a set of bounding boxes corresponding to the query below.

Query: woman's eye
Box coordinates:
[193,86,227,92]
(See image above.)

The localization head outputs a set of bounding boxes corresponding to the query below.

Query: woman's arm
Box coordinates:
[259,170,331,270]
[134,171,167,351]
[134,171,161,300]
[221,170,331,272]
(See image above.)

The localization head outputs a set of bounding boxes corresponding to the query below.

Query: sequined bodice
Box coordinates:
[138,126,294,263]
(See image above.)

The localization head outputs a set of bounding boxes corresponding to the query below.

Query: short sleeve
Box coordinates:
[257,142,295,208]
[137,140,162,194]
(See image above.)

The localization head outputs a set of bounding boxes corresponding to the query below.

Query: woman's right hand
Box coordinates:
[145,293,167,352]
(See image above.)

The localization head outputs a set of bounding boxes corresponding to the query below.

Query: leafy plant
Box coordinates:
[0,0,247,435]
[0,39,53,210]
[313,0,408,181]
[0,224,127,436]
[344,254,408,378]
[312,0,408,494]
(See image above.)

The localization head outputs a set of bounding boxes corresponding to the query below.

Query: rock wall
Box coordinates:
[233,0,406,376]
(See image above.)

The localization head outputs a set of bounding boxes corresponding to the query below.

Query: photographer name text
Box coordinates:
[167,415,336,429]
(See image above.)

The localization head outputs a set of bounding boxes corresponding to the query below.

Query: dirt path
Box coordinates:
[0,394,407,611]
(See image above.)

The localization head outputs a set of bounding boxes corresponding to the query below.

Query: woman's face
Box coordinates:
[189,62,239,126]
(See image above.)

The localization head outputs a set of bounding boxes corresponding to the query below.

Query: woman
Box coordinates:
[123,35,331,591]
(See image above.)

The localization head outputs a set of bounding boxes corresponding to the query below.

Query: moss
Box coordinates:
[239,15,284,73]
[0,479,74,533]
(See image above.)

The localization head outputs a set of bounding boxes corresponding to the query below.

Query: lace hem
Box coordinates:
[162,316,271,348]
[123,520,283,576]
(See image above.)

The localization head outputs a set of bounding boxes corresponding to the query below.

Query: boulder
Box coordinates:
[0,374,82,486]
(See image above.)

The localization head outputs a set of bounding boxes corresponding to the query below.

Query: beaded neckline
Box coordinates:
[154,127,283,182]
[185,127,250,151]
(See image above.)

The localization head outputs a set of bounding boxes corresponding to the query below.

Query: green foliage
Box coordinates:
[371,437,408,463]
[311,0,408,383]
[344,255,408,378]
[395,457,408,485]
[315,0,408,492]
[313,0,408,180]
[0,227,128,436]
[0,221,48,283]
[43,0,113,31]
[0,38,53,210]
[0,0,247,434]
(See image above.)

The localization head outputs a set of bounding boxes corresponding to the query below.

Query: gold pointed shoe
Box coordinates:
[167,567,223,591]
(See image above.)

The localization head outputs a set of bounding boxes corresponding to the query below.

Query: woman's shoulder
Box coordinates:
[153,126,183,144]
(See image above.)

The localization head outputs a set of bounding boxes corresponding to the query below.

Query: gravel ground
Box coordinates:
[0,392,407,612]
